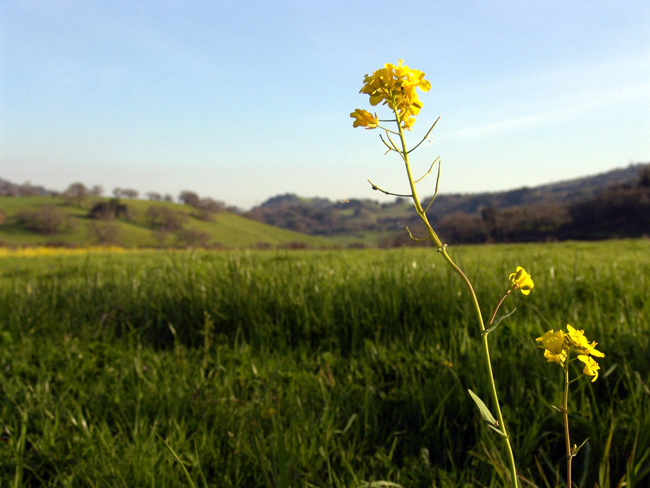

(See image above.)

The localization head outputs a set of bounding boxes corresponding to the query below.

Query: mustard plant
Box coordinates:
[350,60,535,487]
[537,325,605,486]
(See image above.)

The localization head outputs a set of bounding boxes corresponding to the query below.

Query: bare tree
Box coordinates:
[19,181,39,196]
[17,205,73,235]
[63,182,88,206]
[0,180,19,196]
[121,188,139,199]
[179,191,200,207]
[146,192,162,201]
[113,187,123,198]
[90,185,104,197]
[639,166,650,188]
[193,197,225,221]
[145,205,187,232]
[90,221,122,245]
[163,194,174,202]
[175,227,212,248]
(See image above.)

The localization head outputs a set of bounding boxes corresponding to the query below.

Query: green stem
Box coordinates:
[564,361,572,487]
[487,291,513,330]
[394,113,518,488]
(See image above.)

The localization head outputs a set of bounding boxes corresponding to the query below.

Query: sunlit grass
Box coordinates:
[0,240,648,486]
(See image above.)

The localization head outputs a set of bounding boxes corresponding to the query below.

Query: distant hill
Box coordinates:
[2,163,647,249]
[245,163,650,245]
[0,195,334,249]
[381,163,649,218]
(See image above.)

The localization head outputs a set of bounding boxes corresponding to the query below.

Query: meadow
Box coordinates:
[0,240,648,487]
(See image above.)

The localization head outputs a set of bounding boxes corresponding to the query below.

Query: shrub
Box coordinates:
[145,205,188,232]
[17,205,72,235]
[89,222,123,245]
[88,199,130,220]
[174,227,212,248]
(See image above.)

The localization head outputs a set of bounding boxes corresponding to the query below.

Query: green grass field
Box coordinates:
[0,196,333,249]
[0,240,648,486]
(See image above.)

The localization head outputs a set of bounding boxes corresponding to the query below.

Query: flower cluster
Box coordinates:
[509,266,534,295]
[536,325,605,382]
[351,59,431,130]
[350,109,379,129]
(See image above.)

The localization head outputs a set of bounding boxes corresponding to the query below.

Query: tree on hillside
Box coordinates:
[89,185,104,197]
[175,227,212,248]
[19,181,40,196]
[122,188,139,199]
[193,197,225,221]
[63,182,88,206]
[0,180,19,196]
[481,206,500,242]
[179,191,201,207]
[90,221,122,245]
[89,199,130,220]
[17,205,74,235]
[639,166,650,188]
[569,183,650,238]
[438,212,488,244]
[145,205,187,232]
[146,192,162,201]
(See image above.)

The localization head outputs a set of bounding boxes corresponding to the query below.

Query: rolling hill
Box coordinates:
[245,163,650,245]
[2,162,648,249]
[0,196,334,249]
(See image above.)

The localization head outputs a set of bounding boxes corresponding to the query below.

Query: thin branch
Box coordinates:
[379,134,399,153]
[405,226,431,242]
[423,160,442,214]
[386,131,408,163]
[481,290,514,337]
[407,116,441,154]
[367,179,412,198]
[414,156,441,184]
[385,132,404,160]
[377,123,399,135]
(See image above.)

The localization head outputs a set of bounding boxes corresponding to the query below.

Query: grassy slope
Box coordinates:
[0,196,335,248]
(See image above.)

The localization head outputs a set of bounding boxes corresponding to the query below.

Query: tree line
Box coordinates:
[4,164,649,247]
[7,182,227,248]
[245,166,650,246]
[388,165,650,246]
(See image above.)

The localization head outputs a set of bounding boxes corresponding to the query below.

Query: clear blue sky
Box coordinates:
[2,0,649,208]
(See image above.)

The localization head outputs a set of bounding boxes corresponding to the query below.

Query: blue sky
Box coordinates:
[1,0,649,208]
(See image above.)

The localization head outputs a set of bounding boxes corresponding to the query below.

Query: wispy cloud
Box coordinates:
[440,79,650,142]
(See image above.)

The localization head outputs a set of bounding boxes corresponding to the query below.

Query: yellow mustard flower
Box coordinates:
[537,325,604,378]
[537,329,568,366]
[543,348,568,366]
[536,329,565,354]
[566,325,605,358]
[359,59,431,130]
[509,266,534,295]
[577,355,601,382]
[350,109,379,129]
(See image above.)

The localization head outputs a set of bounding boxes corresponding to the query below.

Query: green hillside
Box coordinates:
[247,163,650,246]
[0,196,334,248]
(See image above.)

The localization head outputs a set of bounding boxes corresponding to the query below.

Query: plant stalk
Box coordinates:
[564,361,572,487]
[394,115,519,488]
